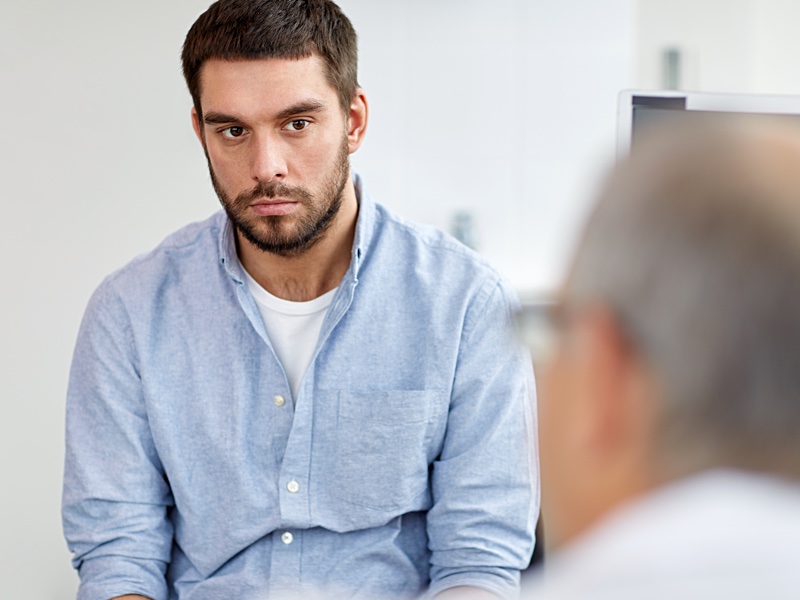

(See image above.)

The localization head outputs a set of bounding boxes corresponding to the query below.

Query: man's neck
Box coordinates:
[237,183,359,302]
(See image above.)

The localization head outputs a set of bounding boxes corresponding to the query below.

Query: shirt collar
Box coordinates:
[218,173,376,286]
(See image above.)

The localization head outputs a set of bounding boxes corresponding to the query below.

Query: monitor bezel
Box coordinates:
[617,90,800,157]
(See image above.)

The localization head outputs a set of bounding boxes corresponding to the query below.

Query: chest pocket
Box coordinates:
[332,390,447,510]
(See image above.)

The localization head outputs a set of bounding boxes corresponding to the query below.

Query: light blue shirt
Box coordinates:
[63,177,539,600]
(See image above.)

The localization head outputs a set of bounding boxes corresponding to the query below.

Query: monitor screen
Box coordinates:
[617,91,800,157]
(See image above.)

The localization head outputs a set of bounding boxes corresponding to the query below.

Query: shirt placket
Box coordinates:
[267,280,358,595]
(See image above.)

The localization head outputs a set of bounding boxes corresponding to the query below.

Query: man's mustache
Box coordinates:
[236,181,313,205]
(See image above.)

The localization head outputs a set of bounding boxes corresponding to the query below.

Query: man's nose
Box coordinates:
[250,133,288,183]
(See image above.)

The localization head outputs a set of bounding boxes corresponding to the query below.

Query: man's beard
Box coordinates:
[208,136,351,257]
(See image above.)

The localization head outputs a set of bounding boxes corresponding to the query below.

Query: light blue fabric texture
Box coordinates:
[63,176,539,600]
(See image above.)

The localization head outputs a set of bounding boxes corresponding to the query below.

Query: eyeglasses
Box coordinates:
[514,300,568,365]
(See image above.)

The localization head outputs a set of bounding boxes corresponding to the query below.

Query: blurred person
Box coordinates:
[61,1,538,599]
[524,120,800,599]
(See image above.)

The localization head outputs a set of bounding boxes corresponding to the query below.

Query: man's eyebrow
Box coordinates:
[275,100,326,121]
[202,101,327,127]
[203,112,241,125]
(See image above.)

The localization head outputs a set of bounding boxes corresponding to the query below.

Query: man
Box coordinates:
[524,120,800,599]
[62,1,537,599]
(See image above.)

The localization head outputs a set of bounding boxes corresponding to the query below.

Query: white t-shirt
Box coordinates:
[242,268,337,401]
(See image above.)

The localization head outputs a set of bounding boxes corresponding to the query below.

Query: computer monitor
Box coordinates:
[617,90,800,157]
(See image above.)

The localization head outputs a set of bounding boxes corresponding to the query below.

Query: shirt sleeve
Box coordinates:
[426,276,540,599]
[62,280,174,600]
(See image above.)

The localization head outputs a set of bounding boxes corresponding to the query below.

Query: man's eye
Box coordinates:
[221,126,246,139]
[285,120,309,132]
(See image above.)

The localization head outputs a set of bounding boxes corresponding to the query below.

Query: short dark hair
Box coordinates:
[182,0,359,116]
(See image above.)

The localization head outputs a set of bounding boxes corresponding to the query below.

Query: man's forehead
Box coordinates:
[197,54,337,111]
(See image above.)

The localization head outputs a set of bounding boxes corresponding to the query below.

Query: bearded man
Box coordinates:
[61,2,538,599]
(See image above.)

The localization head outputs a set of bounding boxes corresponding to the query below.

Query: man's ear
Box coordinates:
[579,307,650,454]
[346,88,368,154]
[191,107,204,144]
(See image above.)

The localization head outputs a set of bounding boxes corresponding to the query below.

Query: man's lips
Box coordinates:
[250,198,299,216]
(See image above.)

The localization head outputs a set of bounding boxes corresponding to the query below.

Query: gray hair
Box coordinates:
[568,118,800,478]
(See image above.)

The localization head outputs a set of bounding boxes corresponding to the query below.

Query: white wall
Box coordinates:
[0,2,218,598]
[751,0,800,94]
[637,0,800,94]
[344,0,634,293]
[636,0,756,92]
[0,2,635,597]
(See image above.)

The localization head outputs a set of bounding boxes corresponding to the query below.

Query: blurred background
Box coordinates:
[3,0,800,596]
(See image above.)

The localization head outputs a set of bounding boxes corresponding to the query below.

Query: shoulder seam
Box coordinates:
[103,216,222,286]
[378,209,499,276]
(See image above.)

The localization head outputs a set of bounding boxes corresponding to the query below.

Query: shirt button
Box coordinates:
[287,480,300,493]
[281,531,294,545]
[274,395,286,407]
